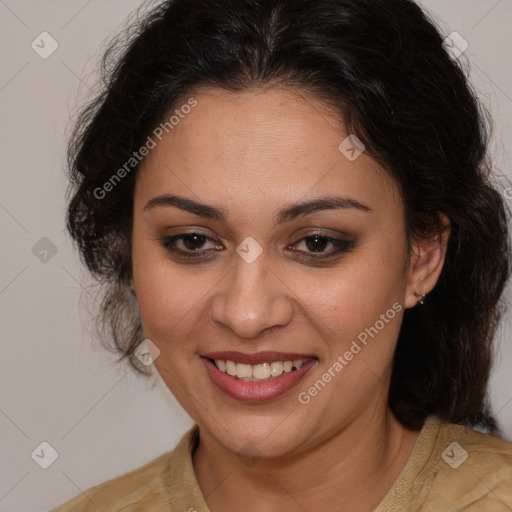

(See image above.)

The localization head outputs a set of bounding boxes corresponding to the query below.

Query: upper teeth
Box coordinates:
[215,359,306,381]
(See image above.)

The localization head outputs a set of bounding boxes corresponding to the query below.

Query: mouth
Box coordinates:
[200,351,317,402]
[209,358,307,381]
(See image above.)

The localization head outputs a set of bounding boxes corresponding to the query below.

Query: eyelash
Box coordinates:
[160,232,354,262]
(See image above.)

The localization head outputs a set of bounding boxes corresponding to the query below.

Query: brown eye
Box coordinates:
[181,233,208,250]
[161,232,223,260]
[291,234,355,260]
[304,235,330,252]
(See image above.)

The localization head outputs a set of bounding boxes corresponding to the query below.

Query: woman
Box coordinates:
[51,0,512,510]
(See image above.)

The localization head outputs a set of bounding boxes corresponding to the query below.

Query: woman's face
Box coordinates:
[132,87,421,457]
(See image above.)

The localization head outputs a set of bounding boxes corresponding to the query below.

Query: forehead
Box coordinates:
[135,87,401,219]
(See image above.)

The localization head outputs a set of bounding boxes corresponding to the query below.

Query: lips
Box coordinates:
[200,351,317,402]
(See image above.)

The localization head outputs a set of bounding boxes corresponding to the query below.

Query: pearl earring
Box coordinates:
[415,292,427,305]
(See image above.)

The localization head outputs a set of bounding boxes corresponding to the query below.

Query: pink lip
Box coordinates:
[201,351,315,365]
[201,356,317,403]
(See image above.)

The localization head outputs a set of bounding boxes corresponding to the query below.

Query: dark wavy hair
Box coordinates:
[66,0,510,433]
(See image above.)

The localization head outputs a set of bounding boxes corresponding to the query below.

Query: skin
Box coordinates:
[131,87,450,512]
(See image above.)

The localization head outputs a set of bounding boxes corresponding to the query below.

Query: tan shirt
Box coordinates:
[50,416,512,511]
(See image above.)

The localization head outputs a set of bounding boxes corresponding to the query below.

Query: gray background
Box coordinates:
[0,1,511,510]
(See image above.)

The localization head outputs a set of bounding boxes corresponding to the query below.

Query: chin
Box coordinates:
[200,411,315,460]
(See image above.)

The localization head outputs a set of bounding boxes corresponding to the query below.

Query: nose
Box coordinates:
[209,251,294,339]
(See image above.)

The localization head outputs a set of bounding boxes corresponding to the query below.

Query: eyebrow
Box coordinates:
[143,193,372,224]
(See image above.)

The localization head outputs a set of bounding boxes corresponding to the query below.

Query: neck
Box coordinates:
[193,407,421,512]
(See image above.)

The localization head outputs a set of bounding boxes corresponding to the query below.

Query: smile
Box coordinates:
[200,351,317,402]
[212,359,306,381]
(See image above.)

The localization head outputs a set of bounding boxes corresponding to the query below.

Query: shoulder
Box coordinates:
[49,451,171,511]
[436,419,512,475]
[49,426,199,512]
[421,418,512,510]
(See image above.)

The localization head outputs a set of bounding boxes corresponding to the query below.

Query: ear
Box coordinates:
[404,213,451,309]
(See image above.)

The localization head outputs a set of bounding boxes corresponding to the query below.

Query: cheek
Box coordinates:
[294,250,405,336]
[291,252,405,416]
[131,234,206,347]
